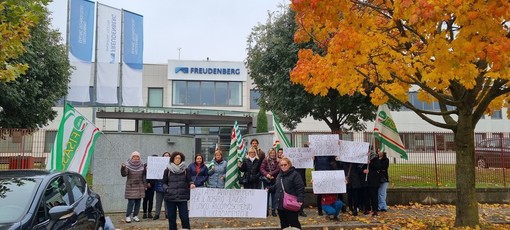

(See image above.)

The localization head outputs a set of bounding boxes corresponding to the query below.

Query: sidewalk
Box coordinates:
[107,204,510,229]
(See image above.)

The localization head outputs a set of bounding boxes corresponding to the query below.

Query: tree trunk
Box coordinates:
[453,113,479,227]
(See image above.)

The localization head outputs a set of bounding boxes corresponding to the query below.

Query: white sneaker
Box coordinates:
[125,216,132,223]
[133,216,140,222]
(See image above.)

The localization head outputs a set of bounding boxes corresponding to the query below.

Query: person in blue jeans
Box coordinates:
[377,149,390,212]
[321,193,344,220]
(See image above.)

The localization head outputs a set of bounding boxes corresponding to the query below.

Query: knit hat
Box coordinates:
[131,151,141,159]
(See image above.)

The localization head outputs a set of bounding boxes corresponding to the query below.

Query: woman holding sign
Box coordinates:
[268,157,305,229]
[153,151,171,220]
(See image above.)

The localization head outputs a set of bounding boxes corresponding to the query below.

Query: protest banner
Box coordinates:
[189,188,267,218]
[309,134,340,156]
[146,156,170,179]
[311,170,346,194]
[337,140,370,164]
[285,147,313,168]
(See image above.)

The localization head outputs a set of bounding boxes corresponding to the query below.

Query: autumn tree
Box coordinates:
[0,7,70,128]
[290,0,510,227]
[0,0,50,83]
[247,6,377,133]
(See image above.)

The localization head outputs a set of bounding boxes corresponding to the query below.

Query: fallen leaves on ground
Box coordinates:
[111,203,510,229]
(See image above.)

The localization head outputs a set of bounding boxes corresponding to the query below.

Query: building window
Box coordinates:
[492,110,502,119]
[250,90,260,109]
[44,130,57,153]
[172,81,242,106]
[148,88,163,107]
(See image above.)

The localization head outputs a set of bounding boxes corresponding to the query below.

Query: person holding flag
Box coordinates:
[207,149,227,188]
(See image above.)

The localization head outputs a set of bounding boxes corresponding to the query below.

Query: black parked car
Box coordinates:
[475,138,510,168]
[0,170,105,230]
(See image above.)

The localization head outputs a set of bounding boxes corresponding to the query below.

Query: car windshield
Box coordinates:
[0,177,41,223]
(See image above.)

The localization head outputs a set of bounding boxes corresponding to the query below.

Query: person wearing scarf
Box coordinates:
[207,150,227,188]
[121,151,147,223]
[187,153,209,187]
[260,148,280,216]
[163,151,196,230]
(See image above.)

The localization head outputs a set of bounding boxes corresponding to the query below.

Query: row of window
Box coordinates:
[55,84,502,118]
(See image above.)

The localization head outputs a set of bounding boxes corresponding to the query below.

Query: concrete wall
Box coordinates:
[91,133,194,212]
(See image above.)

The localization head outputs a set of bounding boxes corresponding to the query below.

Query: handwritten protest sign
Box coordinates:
[309,134,340,156]
[338,140,370,164]
[311,170,346,194]
[146,156,170,179]
[189,188,267,218]
[285,147,313,168]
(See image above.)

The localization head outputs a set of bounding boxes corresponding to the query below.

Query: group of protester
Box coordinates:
[315,148,390,219]
[119,138,390,230]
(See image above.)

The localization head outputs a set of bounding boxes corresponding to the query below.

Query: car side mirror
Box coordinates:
[47,205,74,229]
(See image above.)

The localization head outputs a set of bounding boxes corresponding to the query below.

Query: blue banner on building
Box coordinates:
[121,10,144,106]
[67,0,95,102]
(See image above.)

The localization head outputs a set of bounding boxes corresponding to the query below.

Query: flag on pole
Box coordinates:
[272,113,291,150]
[225,127,240,189]
[234,121,246,161]
[47,103,102,176]
[373,104,408,160]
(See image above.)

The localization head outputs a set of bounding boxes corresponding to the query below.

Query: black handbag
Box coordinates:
[239,177,248,185]
[260,175,271,183]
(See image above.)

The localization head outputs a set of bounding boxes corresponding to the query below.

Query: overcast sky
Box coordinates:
[48,0,286,64]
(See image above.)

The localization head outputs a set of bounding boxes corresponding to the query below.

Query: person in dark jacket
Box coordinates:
[251,138,266,162]
[345,162,363,216]
[361,152,382,216]
[238,147,261,189]
[121,151,147,223]
[188,153,209,187]
[153,152,171,220]
[268,157,305,229]
[313,155,337,216]
[142,154,158,219]
[207,150,227,188]
[163,151,196,230]
[377,149,390,211]
[260,148,280,216]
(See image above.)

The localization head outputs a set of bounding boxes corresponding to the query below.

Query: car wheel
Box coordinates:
[477,158,488,168]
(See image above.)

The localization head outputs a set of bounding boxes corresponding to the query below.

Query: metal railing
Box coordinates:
[1,128,508,187]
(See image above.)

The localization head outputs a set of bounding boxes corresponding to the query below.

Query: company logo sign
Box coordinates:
[175,67,189,74]
[109,14,118,64]
[174,66,241,75]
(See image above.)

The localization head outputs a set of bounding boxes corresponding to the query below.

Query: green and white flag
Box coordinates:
[373,104,408,160]
[234,121,246,161]
[272,113,291,150]
[225,127,240,189]
[46,103,102,176]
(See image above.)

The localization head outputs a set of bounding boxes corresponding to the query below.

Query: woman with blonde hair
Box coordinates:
[207,149,227,188]
[238,147,261,189]
[268,157,305,229]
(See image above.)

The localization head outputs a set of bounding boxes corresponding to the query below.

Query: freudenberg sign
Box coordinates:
[168,60,247,81]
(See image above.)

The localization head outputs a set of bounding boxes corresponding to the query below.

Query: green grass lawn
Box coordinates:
[306,164,510,188]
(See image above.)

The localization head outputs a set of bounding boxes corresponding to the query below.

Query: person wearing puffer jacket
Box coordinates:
[152,152,170,220]
[163,151,195,230]
[207,150,227,188]
[188,153,209,187]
